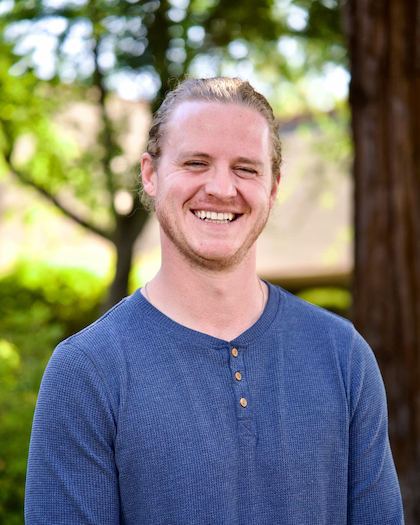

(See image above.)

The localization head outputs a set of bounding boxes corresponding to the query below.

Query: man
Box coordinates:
[25,77,404,524]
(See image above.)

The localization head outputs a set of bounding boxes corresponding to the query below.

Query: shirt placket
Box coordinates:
[229,345,257,443]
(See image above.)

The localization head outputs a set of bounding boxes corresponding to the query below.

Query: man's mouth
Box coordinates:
[193,210,237,224]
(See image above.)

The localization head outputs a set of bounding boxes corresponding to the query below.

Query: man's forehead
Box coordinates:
[166,99,265,123]
[162,100,271,147]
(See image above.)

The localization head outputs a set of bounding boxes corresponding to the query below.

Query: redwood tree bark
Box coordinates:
[347,0,420,522]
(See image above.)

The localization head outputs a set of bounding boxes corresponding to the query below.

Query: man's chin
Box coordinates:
[180,249,243,272]
[157,212,261,271]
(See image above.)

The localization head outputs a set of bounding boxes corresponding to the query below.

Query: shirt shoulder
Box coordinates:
[272,284,353,331]
[46,291,156,405]
[268,284,380,405]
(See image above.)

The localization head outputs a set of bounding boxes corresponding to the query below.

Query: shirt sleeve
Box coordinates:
[347,331,404,524]
[25,342,120,524]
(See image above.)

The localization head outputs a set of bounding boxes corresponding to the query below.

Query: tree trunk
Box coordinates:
[347,0,420,522]
[103,200,149,311]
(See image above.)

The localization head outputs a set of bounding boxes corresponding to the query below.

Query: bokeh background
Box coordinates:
[0,0,419,523]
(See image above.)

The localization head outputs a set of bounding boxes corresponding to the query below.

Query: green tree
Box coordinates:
[0,0,276,309]
[0,0,345,309]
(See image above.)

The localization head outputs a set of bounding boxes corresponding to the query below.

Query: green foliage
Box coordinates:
[297,286,352,316]
[0,262,106,523]
[311,107,352,167]
[293,0,344,53]
[0,0,349,307]
[0,51,54,158]
[296,104,353,173]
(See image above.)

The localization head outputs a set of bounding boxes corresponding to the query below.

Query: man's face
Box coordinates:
[141,100,280,271]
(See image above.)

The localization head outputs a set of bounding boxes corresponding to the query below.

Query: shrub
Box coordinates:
[0,262,106,524]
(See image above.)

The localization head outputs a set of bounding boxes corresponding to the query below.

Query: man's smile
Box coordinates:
[193,210,238,224]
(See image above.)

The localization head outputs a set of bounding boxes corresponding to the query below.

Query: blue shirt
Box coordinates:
[25,283,404,524]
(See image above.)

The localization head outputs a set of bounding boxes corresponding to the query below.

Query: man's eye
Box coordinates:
[236,167,257,177]
[185,161,206,168]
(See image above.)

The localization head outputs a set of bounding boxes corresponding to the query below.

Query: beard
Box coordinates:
[155,198,271,272]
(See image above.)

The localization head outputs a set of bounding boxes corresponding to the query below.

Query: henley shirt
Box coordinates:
[25,283,404,524]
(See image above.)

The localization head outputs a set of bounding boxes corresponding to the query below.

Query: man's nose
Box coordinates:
[204,166,237,199]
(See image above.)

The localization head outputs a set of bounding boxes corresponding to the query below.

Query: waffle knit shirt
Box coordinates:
[25,283,404,524]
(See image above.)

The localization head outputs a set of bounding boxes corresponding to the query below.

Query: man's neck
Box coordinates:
[142,247,268,342]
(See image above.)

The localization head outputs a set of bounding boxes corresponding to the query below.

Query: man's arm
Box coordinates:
[25,342,120,524]
[347,331,404,524]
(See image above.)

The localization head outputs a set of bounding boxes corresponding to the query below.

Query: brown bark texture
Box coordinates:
[347,0,420,522]
[103,194,149,312]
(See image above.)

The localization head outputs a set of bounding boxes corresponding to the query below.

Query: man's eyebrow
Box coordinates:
[176,151,213,161]
[235,157,265,168]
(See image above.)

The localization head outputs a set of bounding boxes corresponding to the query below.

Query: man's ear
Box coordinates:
[269,172,281,209]
[141,153,157,197]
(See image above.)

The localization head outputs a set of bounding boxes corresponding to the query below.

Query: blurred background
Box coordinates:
[0,0,419,523]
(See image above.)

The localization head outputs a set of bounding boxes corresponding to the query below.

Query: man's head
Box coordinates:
[140,78,281,272]
[141,77,281,212]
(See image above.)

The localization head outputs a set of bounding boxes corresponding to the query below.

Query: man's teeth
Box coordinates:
[194,211,236,223]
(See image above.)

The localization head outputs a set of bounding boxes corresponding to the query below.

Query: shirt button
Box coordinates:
[235,372,242,381]
[231,348,238,357]
[239,398,247,408]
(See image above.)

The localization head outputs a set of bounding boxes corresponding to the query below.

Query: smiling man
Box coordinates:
[25,78,404,524]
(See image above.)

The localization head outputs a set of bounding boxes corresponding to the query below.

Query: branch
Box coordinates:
[9,166,114,242]
[93,45,118,217]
